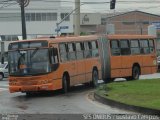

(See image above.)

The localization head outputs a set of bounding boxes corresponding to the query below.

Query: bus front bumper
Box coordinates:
[9,84,55,93]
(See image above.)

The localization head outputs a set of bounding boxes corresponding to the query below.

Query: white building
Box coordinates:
[0,0,73,41]
[78,13,102,34]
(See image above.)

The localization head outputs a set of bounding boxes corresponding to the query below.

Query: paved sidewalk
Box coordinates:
[140,73,160,79]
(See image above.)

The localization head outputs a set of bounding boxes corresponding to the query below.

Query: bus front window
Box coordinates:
[8,49,51,76]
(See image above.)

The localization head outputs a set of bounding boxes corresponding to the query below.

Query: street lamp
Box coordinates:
[17,0,30,40]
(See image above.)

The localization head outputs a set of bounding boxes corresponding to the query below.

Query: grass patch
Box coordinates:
[96,79,160,110]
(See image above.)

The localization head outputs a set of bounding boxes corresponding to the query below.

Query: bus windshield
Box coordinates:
[8,48,51,76]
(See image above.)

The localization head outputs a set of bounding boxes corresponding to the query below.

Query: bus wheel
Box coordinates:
[0,73,3,81]
[92,69,99,87]
[132,66,140,80]
[62,75,69,93]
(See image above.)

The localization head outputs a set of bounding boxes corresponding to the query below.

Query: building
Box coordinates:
[75,11,160,36]
[102,11,160,36]
[0,0,73,42]
[1,9,160,52]
[76,13,102,35]
[0,0,74,61]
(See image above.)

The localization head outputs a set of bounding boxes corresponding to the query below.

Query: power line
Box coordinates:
[0,3,18,10]
[0,0,159,15]
[0,0,159,7]
[0,0,158,4]
[0,0,15,4]
[0,0,17,10]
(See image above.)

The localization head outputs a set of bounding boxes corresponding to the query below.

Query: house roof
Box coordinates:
[107,10,160,19]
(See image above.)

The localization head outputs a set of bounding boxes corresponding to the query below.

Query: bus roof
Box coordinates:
[107,34,156,39]
[49,35,99,43]
[10,35,99,44]
[9,34,156,44]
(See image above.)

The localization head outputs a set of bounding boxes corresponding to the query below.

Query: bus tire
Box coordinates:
[92,69,99,88]
[62,74,69,93]
[132,66,140,80]
[0,73,4,81]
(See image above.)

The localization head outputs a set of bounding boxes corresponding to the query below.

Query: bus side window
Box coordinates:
[131,40,140,55]
[149,39,154,53]
[91,40,99,57]
[110,40,120,56]
[140,40,150,54]
[59,43,68,62]
[68,43,76,61]
[84,42,92,58]
[76,42,84,60]
[51,48,58,64]
[50,48,59,71]
[120,40,131,55]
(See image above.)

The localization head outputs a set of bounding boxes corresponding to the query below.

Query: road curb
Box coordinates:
[94,92,160,115]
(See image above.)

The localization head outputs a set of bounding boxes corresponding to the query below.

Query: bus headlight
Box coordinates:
[40,80,50,84]
[153,60,157,65]
[9,81,17,85]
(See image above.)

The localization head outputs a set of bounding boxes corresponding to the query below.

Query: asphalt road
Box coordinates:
[0,73,160,115]
[0,82,134,114]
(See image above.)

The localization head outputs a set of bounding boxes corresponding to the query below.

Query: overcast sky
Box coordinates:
[61,0,160,15]
[1,0,159,15]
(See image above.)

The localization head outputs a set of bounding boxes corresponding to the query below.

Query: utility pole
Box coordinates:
[21,0,27,39]
[0,42,4,63]
[17,0,30,40]
[56,1,83,36]
[75,0,80,36]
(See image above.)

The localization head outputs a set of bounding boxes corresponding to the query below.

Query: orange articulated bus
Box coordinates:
[8,35,102,94]
[8,34,157,94]
[99,35,157,83]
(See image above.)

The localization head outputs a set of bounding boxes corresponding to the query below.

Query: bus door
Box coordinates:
[98,36,111,81]
[110,40,122,78]
[49,44,61,89]
[140,39,156,74]
[75,42,85,84]
[84,41,93,83]
[67,43,77,85]
[120,39,132,77]
[149,39,157,73]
